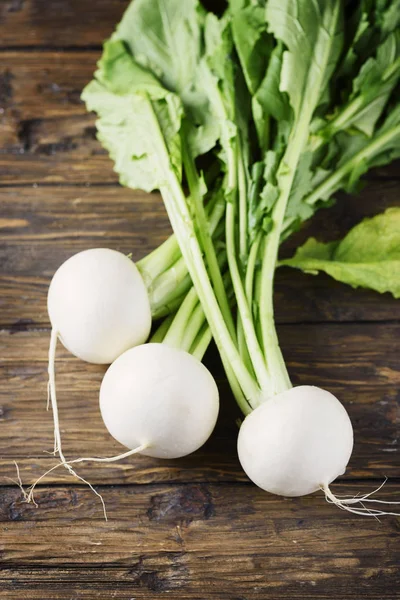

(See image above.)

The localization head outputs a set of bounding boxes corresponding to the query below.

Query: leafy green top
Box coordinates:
[281,208,400,298]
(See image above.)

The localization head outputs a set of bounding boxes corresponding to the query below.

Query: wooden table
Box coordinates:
[1,2,399,598]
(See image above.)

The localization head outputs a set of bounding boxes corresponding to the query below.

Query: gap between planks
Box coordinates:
[2,318,400,333]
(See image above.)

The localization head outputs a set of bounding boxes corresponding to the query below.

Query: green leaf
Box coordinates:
[252,42,292,150]
[113,0,219,157]
[266,0,344,120]
[230,2,271,96]
[305,102,400,207]
[314,25,400,143]
[247,130,287,239]
[281,208,400,297]
[199,13,239,195]
[346,31,400,136]
[376,0,400,37]
[283,152,315,231]
[115,0,204,101]
[82,40,183,192]
[254,42,291,124]
[338,3,371,82]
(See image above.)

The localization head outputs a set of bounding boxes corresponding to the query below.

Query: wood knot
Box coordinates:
[147,484,215,523]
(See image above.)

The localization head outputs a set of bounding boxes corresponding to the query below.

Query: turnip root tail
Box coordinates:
[322,481,400,518]
[48,328,61,456]
[40,328,149,519]
[47,328,108,515]
[26,459,108,520]
[22,444,149,521]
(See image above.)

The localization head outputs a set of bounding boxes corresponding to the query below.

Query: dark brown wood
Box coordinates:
[0,0,129,48]
[0,0,227,48]
[0,483,399,599]
[1,52,97,120]
[0,324,399,484]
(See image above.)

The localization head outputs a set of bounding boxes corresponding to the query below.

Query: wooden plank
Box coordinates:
[0,482,399,599]
[0,114,116,185]
[1,52,97,119]
[0,0,225,48]
[1,183,400,327]
[0,325,398,484]
[0,52,119,183]
[0,153,116,185]
[0,0,127,48]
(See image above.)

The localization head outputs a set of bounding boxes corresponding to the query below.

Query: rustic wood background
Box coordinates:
[0,1,399,598]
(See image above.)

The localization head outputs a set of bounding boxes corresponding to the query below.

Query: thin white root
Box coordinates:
[322,481,400,518]
[48,328,61,457]
[6,462,30,503]
[44,327,148,520]
[46,329,110,516]
[25,444,149,521]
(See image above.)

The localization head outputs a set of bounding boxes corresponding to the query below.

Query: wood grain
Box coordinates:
[0,0,129,48]
[0,0,226,48]
[1,52,97,120]
[0,325,398,484]
[1,184,400,327]
[0,482,399,599]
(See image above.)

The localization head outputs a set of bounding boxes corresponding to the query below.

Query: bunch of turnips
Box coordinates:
[25,0,400,518]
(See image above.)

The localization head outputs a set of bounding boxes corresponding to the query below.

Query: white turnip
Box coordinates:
[237,386,400,515]
[238,386,354,496]
[100,343,220,459]
[48,248,152,364]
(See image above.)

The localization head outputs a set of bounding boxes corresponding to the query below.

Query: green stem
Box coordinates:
[156,273,249,415]
[181,300,207,352]
[154,281,248,414]
[143,187,226,318]
[322,95,365,140]
[163,287,199,349]
[260,121,313,394]
[182,131,237,343]
[259,1,342,397]
[190,324,213,362]
[314,57,400,148]
[149,273,191,319]
[306,122,400,206]
[238,139,248,264]
[150,313,175,343]
[259,130,309,395]
[144,97,259,408]
[226,200,269,395]
[138,160,222,284]
[162,180,259,404]
[383,56,400,81]
[137,234,180,287]
[245,231,262,304]
[237,315,255,376]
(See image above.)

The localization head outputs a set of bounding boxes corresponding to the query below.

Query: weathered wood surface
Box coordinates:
[0,0,128,48]
[0,482,399,600]
[1,4,400,600]
[0,0,225,47]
